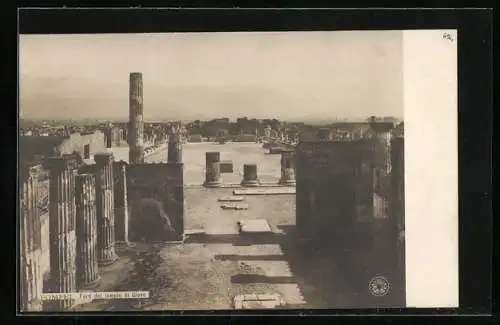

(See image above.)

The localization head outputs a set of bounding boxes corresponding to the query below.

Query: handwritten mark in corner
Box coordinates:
[443,32,455,42]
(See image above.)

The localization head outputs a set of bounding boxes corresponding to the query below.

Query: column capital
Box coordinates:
[46,156,72,172]
[94,153,114,165]
[112,160,128,167]
[130,72,143,79]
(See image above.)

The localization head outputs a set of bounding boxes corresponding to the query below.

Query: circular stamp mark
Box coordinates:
[368,275,390,297]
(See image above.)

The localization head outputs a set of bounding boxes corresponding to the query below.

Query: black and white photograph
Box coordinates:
[18,27,459,312]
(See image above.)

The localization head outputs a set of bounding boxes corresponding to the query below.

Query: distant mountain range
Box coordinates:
[19,76,403,123]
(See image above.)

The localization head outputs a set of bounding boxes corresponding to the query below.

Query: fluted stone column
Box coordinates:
[47,156,77,310]
[128,72,145,164]
[168,132,183,163]
[204,152,221,187]
[75,174,100,288]
[94,153,118,266]
[241,164,260,187]
[278,151,296,186]
[113,161,129,244]
[20,165,43,312]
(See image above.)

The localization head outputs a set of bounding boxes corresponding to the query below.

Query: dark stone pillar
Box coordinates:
[94,153,118,266]
[20,165,43,312]
[278,151,296,186]
[113,161,129,245]
[75,173,100,288]
[47,156,77,310]
[391,136,405,294]
[241,164,260,187]
[204,152,221,187]
[167,132,183,163]
[128,72,145,164]
[204,161,221,188]
[105,129,112,148]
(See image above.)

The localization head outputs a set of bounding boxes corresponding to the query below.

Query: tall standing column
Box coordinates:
[167,131,183,163]
[128,72,145,164]
[94,153,118,266]
[113,161,129,245]
[241,164,260,187]
[47,156,77,310]
[20,165,43,312]
[204,152,221,187]
[75,174,100,288]
[278,151,296,186]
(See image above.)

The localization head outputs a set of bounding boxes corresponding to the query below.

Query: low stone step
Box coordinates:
[233,187,296,195]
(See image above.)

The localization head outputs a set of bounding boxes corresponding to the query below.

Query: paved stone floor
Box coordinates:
[69,142,404,311]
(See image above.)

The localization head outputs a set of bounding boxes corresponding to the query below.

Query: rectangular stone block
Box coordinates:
[233,294,285,309]
[220,203,249,210]
[218,196,244,202]
[238,220,272,233]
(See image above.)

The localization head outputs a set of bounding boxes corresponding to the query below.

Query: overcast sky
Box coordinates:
[19,31,403,122]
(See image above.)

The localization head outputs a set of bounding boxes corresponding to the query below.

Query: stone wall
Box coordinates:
[295,140,373,238]
[58,131,106,159]
[127,163,184,241]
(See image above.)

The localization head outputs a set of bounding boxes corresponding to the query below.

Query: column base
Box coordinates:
[98,251,119,267]
[204,180,222,188]
[278,179,296,186]
[79,275,102,289]
[21,300,43,312]
[240,180,261,187]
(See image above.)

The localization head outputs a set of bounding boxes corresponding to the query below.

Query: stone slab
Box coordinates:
[233,293,285,309]
[218,196,245,202]
[238,219,272,233]
[233,187,296,195]
[221,204,249,210]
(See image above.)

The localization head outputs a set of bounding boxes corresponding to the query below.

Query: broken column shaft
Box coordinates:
[241,164,260,187]
[204,152,221,187]
[20,165,43,312]
[112,161,129,244]
[47,156,77,310]
[167,132,183,163]
[128,72,145,164]
[94,153,118,266]
[75,173,100,288]
[278,151,296,186]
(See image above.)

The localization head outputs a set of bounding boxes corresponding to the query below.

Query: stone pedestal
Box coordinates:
[20,165,43,312]
[75,174,101,288]
[47,156,77,310]
[278,152,296,186]
[204,162,222,188]
[241,164,260,187]
[112,161,129,245]
[94,153,118,266]
[204,152,221,187]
